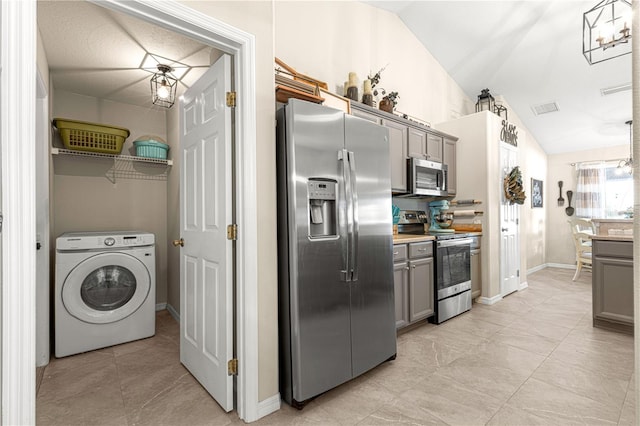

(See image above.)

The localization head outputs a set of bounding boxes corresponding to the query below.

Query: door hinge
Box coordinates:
[228,358,238,376]
[517,269,520,277]
[227,224,238,240]
[226,91,236,108]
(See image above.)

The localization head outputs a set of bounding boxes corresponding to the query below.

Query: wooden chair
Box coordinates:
[568,218,595,281]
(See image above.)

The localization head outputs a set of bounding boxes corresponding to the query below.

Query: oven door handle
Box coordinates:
[437,238,473,248]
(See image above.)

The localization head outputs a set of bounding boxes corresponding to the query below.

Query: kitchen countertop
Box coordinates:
[591,234,633,241]
[393,231,482,244]
[393,234,436,243]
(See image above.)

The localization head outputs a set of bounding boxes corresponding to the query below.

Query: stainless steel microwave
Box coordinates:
[408,157,448,197]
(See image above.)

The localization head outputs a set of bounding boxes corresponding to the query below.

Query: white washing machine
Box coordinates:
[55,231,156,357]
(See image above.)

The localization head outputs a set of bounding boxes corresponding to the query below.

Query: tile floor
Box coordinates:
[37,267,636,425]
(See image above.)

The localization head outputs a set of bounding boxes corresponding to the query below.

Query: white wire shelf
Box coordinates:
[52,147,173,183]
[51,147,173,166]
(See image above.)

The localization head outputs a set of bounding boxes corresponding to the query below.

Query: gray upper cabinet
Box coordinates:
[407,127,427,159]
[350,102,455,195]
[351,107,381,125]
[425,132,443,163]
[382,118,408,193]
[443,137,457,195]
[408,128,443,163]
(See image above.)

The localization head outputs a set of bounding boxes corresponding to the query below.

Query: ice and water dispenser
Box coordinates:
[307,178,337,238]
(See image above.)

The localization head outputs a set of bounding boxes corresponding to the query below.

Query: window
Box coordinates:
[575,161,633,219]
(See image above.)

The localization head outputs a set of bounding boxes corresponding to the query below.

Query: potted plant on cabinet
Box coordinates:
[378,91,399,113]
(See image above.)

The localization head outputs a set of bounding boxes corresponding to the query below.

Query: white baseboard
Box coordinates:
[527,264,547,274]
[257,393,281,420]
[166,303,180,323]
[476,294,503,305]
[155,302,167,311]
[519,281,529,291]
[527,263,575,274]
[546,263,575,270]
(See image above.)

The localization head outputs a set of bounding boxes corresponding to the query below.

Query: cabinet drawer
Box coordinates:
[593,240,633,258]
[393,244,408,261]
[409,241,433,258]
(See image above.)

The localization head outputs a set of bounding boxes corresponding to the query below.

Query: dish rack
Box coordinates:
[53,118,130,155]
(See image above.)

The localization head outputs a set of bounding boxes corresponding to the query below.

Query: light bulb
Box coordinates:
[156,83,170,100]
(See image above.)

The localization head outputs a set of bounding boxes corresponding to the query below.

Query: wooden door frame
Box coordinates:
[2,0,262,423]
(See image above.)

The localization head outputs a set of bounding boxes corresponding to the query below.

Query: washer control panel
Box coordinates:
[57,231,155,251]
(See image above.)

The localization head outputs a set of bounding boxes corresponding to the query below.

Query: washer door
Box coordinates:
[62,251,151,324]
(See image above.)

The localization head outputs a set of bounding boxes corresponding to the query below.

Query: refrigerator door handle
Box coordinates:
[347,150,359,282]
[338,149,351,282]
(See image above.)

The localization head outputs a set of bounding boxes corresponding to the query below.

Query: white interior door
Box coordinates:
[179,54,233,412]
[500,143,520,296]
[35,73,50,367]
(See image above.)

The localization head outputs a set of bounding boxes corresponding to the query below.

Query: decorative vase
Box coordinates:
[379,99,393,113]
[362,79,373,107]
[346,72,359,102]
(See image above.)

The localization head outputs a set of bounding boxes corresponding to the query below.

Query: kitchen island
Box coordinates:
[591,234,633,334]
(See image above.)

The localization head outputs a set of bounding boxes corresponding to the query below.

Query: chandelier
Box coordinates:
[583,0,632,65]
[150,64,178,108]
[617,120,633,174]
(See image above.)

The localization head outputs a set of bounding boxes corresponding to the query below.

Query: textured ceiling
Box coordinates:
[37,0,214,109]
[367,0,632,155]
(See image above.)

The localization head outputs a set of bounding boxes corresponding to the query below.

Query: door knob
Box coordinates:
[173,238,184,247]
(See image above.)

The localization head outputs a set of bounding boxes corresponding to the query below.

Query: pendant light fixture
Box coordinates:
[150,64,177,108]
[617,120,633,174]
[583,0,632,65]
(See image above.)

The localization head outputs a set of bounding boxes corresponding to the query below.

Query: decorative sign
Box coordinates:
[500,120,518,147]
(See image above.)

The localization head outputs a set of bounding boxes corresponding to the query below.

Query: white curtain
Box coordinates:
[575,162,605,218]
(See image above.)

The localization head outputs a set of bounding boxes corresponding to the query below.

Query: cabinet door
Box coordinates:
[470,249,481,299]
[352,107,381,125]
[382,119,408,193]
[394,261,409,329]
[407,127,427,159]
[426,132,443,163]
[409,257,434,322]
[443,138,456,195]
[593,256,634,326]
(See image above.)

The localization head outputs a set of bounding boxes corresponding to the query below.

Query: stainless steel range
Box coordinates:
[397,210,473,324]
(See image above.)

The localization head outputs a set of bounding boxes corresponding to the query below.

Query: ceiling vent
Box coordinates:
[600,82,632,96]
[531,102,560,116]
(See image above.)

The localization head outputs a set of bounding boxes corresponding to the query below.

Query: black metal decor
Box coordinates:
[475,88,495,113]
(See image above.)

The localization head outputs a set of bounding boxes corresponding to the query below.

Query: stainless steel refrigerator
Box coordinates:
[276,99,396,407]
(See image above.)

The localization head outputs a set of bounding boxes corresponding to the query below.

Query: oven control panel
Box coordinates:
[398,210,428,224]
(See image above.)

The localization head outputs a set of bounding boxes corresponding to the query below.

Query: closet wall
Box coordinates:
[51,89,171,304]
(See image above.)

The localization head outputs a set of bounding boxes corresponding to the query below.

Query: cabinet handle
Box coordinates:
[393,251,399,255]
[405,267,409,271]
[412,265,416,269]
[417,248,427,252]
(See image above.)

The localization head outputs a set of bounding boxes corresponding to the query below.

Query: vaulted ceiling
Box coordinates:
[367,1,632,154]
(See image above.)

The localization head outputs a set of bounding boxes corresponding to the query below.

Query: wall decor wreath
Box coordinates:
[503,166,526,205]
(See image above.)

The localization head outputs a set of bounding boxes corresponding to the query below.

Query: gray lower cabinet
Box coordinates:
[592,239,633,334]
[393,241,434,330]
[409,256,434,321]
[393,261,409,329]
